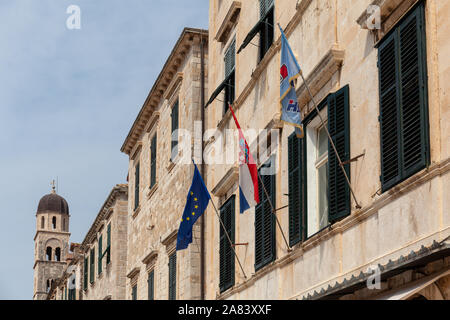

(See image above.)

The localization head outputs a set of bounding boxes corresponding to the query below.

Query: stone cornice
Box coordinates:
[126,266,140,279]
[80,184,128,251]
[215,1,241,43]
[121,28,208,155]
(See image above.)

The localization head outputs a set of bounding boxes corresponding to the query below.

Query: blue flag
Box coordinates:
[176,162,211,251]
[279,25,304,138]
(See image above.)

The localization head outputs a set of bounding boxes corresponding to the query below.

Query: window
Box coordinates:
[303,86,351,238]
[288,133,305,246]
[258,0,274,61]
[52,216,57,229]
[98,235,103,275]
[83,257,88,291]
[147,270,154,300]
[46,247,52,261]
[106,224,111,264]
[168,252,177,300]
[134,162,140,211]
[237,0,274,61]
[171,100,179,162]
[41,216,45,229]
[132,285,137,300]
[223,38,235,114]
[254,158,276,271]
[55,247,61,262]
[378,2,429,192]
[89,248,95,284]
[150,133,157,189]
[219,196,235,293]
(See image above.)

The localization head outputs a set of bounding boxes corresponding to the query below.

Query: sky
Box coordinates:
[0,0,209,300]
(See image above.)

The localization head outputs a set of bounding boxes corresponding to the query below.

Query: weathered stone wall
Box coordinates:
[204,0,450,300]
[82,191,128,300]
[125,31,208,300]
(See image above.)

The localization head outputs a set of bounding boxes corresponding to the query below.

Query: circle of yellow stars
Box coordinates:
[181,191,199,223]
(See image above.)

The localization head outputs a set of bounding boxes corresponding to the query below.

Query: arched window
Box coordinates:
[46,247,52,261]
[41,217,45,229]
[55,248,61,262]
[52,217,57,230]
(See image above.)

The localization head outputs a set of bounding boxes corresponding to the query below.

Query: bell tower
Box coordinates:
[33,182,71,300]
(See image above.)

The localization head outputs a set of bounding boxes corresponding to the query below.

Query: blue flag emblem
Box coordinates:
[279,25,304,138]
[176,162,211,251]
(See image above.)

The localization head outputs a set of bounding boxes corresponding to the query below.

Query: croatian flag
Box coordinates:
[229,105,260,214]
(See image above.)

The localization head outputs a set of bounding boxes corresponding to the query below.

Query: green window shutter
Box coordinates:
[328,85,351,223]
[134,163,140,210]
[150,134,157,188]
[98,235,102,275]
[89,249,95,284]
[379,3,429,192]
[219,196,235,293]
[83,257,88,291]
[379,31,402,190]
[171,100,179,160]
[106,224,111,264]
[259,1,274,61]
[288,133,304,246]
[259,0,274,17]
[224,39,236,114]
[254,159,276,271]
[148,271,154,300]
[132,285,137,300]
[168,253,177,300]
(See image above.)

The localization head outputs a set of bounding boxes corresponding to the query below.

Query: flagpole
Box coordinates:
[210,198,248,279]
[298,69,361,209]
[278,22,361,209]
[256,171,292,252]
[228,103,292,252]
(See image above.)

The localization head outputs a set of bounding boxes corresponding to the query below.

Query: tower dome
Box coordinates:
[37,191,69,215]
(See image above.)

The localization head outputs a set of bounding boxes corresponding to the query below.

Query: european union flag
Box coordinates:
[176,162,211,251]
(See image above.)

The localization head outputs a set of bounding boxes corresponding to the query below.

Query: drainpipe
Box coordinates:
[199,33,206,300]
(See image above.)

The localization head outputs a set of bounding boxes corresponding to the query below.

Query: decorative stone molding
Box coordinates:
[164,72,183,101]
[147,183,158,199]
[161,229,178,255]
[142,250,158,271]
[130,142,142,161]
[145,112,160,134]
[296,45,345,114]
[126,266,140,280]
[211,167,239,197]
[215,1,241,43]
[357,0,420,43]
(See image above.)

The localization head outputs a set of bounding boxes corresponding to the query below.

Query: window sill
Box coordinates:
[132,206,141,219]
[147,183,158,199]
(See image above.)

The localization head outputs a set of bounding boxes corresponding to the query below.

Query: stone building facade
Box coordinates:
[202,0,450,300]
[44,184,128,300]
[37,0,450,301]
[120,28,209,300]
